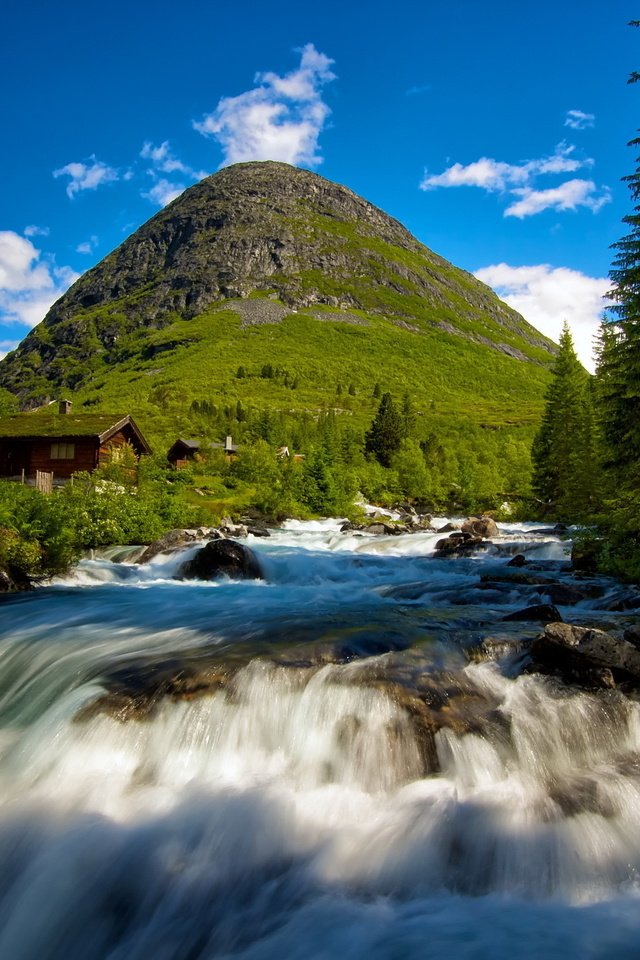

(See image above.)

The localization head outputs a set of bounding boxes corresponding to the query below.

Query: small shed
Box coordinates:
[0,408,151,482]
[167,439,202,469]
[168,435,238,468]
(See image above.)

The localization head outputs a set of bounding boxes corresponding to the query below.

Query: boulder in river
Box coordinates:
[502,603,562,622]
[461,516,500,539]
[178,538,264,581]
[435,532,490,556]
[530,622,640,689]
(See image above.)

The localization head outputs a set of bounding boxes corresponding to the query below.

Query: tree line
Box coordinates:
[531,36,640,576]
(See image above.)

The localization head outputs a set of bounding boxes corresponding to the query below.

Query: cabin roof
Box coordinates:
[0,413,152,453]
[173,438,201,450]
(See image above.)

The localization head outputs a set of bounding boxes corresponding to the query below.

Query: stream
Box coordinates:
[1,518,640,959]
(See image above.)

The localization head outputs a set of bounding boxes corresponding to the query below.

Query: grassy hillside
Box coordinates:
[18,302,549,449]
[0,162,555,512]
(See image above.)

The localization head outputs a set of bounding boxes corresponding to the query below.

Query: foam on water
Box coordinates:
[0,517,638,958]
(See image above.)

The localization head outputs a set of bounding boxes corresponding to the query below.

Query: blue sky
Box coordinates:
[1,0,636,370]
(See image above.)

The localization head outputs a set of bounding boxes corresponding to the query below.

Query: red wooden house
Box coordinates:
[0,405,151,482]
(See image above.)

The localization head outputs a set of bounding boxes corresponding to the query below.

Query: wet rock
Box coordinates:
[507,554,528,567]
[548,773,616,819]
[533,582,591,606]
[219,522,249,539]
[178,538,264,581]
[437,522,461,533]
[246,524,271,538]
[382,580,429,601]
[342,520,406,535]
[137,528,219,564]
[461,516,499,539]
[530,622,640,689]
[408,515,436,532]
[601,590,640,612]
[75,664,234,723]
[435,532,490,556]
[468,635,532,662]
[480,568,553,586]
[502,604,562,622]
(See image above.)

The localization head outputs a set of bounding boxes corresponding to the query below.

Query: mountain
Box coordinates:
[0,162,554,439]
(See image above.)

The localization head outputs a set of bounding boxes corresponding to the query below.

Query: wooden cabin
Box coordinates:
[0,405,151,482]
[168,435,238,468]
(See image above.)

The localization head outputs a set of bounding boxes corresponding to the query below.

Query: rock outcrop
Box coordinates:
[529,622,640,690]
[178,538,264,581]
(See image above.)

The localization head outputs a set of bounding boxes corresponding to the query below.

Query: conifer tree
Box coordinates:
[531,323,597,518]
[598,126,640,472]
[365,392,404,467]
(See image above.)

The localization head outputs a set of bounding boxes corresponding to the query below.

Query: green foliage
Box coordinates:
[365,392,404,467]
[0,458,202,581]
[531,324,599,520]
[592,50,640,575]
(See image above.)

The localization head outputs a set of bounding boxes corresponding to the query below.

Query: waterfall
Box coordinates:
[1,519,639,959]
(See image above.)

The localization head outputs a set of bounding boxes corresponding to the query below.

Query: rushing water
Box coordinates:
[1,518,640,959]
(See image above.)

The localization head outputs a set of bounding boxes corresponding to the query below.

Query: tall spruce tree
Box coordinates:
[365,392,404,467]
[531,323,598,518]
[598,125,640,471]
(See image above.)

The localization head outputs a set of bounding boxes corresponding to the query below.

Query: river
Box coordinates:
[1,518,640,959]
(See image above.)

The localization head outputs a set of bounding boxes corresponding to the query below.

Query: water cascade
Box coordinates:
[1,519,640,959]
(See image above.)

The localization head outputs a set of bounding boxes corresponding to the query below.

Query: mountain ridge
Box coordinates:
[0,161,554,436]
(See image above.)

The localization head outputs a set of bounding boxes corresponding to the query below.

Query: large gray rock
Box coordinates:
[435,532,489,556]
[461,516,500,538]
[530,622,640,689]
[502,604,562,622]
[178,538,264,581]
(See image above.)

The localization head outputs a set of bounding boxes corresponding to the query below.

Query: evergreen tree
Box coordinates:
[236,366,246,379]
[365,392,404,467]
[531,323,597,518]
[598,128,640,472]
[372,382,381,399]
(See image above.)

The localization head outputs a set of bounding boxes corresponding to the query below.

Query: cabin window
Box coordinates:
[50,442,75,459]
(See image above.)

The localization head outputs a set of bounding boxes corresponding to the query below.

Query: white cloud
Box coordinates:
[24,225,50,238]
[76,235,99,254]
[474,262,609,371]
[505,179,611,218]
[194,42,336,167]
[565,109,595,130]
[0,231,79,330]
[142,179,186,207]
[140,140,208,180]
[420,144,585,192]
[140,140,207,207]
[420,142,608,219]
[53,156,119,198]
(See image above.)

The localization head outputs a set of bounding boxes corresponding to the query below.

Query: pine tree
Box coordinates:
[531,323,597,518]
[365,392,404,467]
[598,126,640,472]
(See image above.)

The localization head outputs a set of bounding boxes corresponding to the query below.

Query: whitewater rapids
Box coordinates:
[1,518,640,959]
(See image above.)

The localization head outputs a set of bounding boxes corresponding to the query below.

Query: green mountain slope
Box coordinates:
[0,161,554,447]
